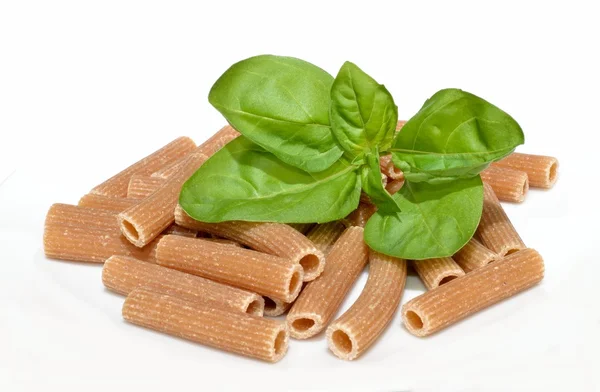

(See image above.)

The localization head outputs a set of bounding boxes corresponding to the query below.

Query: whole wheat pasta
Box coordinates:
[162,224,197,237]
[385,178,405,195]
[287,227,369,339]
[156,235,303,302]
[151,156,190,179]
[476,183,526,256]
[396,120,407,131]
[175,204,325,281]
[123,289,288,362]
[327,251,407,360]
[102,255,263,315]
[45,203,118,231]
[344,202,378,228]
[90,136,196,197]
[204,238,243,247]
[44,224,160,264]
[402,248,544,337]
[453,238,499,273]
[412,257,465,290]
[288,223,315,234]
[119,153,209,247]
[78,194,137,212]
[492,152,558,188]
[480,166,529,203]
[126,175,165,199]
[263,297,291,317]
[379,154,404,180]
[305,221,345,255]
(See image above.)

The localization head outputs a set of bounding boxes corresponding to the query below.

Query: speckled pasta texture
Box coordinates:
[412,257,466,290]
[305,221,345,255]
[156,235,303,302]
[122,289,288,362]
[78,194,137,212]
[118,153,209,247]
[175,204,325,281]
[286,227,369,339]
[402,248,544,337]
[263,297,292,317]
[344,202,377,228]
[327,251,407,360]
[126,175,165,199]
[45,203,118,230]
[90,136,196,197]
[476,183,526,256]
[452,238,499,273]
[492,152,558,188]
[480,166,529,203]
[102,255,263,315]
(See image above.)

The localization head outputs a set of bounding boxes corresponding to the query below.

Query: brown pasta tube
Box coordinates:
[126,175,165,199]
[385,179,404,195]
[480,166,529,203]
[123,289,288,363]
[90,136,196,197]
[45,203,118,231]
[161,224,197,237]
[476,183,526,256]
[102,255,263,315]
[327,251,407,360]
[379,154,404,180]
[263,297,292,317]
[175,205,325,282]
[412,257,465,290]
[452,238,499,273]
[287,227,369,339]
[78,194,137,212]
[305,221,346,255]
[344,202,378,228]
[492,152,558,188]
[118,153,209,247]
[156,235,303,302]
[288,223,315,234]
[402,248,544,337]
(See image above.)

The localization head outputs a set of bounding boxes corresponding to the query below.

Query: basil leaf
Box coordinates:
[209,55,343,173]
[330,61,398,159]
[360,148,400,213]
[391,88,524,183]
[364,175,483,259]
[180,136,361,223]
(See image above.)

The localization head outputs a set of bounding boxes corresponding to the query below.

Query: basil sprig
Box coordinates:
[180,55,524,259]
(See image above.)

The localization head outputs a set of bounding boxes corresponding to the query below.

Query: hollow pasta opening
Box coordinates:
[289,271,301,294]
[122,220,139,242]
[405,310,424,330]
[263,297,276,311]
[274,330,286,355]
[522,178,529,197]
[291,318,315,331]
[439,275,458,286]
[299,254,320,276]
[505,248,521,255]
[332,330,353,354]
[246,299,263,316]
[549,161,558,183]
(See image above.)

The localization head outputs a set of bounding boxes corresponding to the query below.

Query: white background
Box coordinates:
[1,1,599,391]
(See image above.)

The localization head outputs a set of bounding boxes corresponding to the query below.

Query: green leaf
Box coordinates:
[364,176,483,259]
[209,55,343,173]
[360,148,400,213]
[330,61,398,159]
[180,136,361,223]
[391,88,524,183]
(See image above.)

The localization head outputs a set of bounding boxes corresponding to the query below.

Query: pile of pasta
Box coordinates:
[43,124,557,362]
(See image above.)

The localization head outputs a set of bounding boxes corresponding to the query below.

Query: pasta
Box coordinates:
[102,255,263,315]
[44,224,160,264]
[118,153,209,247]
[45,203,118,231]
[402,248,544,337]
[123,289,288,362]
[126,175,165,199]
[344,202,377,228]
[263,297,292,317]
[452,238,499,273]
[156,235,303,302]
[412,257,465,290]
[287,227,369,339]
[480,166,529,203]
[476,183,526,256]
[305,221,346,255]
[203,238,243,247]
[90,136,196,197]
[175,204,325,281]
[78,194,137,212]
[385,179,404,195]
[396,119,407,131]
[288,223,315,234]
[492,152,558,188]
[327,251,407,360]
[379,154,404,180]
[162,224,198,237]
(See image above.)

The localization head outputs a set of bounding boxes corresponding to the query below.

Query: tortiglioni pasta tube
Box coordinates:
[480,166,529,203]
[492,152,558,188]
[402,248,544,337]
[287,227,369,339]
[452,238,499,273]
[126,175,165,199]
[156,235,303,302]
[305,221,346,255]
[102,255,263,315]
[78,194,137,212]
[263,297,292,317]
[45,203,118,231]
[412,257,465,290]
[327,251,407,360]
[344,202,377,228]
[123,289,288,362]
